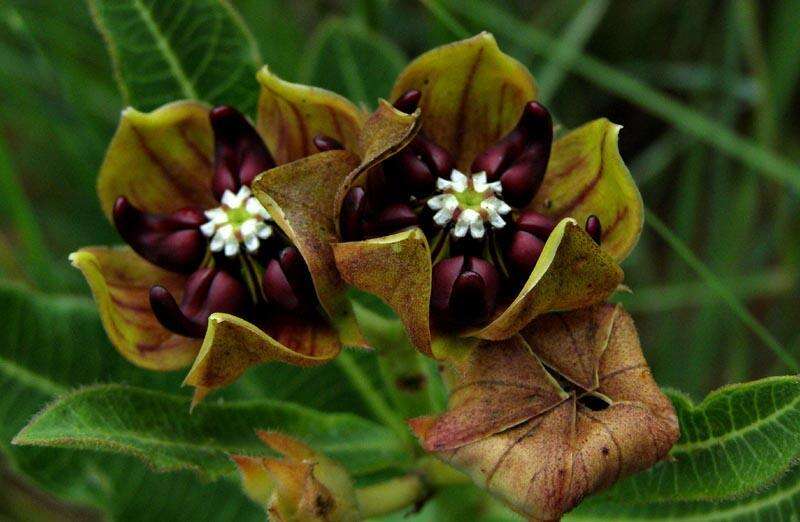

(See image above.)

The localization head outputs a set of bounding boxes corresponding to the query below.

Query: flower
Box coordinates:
[315,32,642,357]
[70,69,368,400]
[408,304,679,520]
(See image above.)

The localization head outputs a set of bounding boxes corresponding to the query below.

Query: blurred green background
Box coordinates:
[0,0,798,519]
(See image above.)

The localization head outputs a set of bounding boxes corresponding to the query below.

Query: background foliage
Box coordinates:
[0,0,798,520]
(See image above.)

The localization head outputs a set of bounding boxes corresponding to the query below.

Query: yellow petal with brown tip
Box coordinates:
[333,228,433,357]
[530,119,643,262]
[390,32,536,170]
[97,101,215,219]
[69,246,200,370]
[469,218,623,341]
[183,312,340,401]
[253,150,365,347]
[256,66,365,164]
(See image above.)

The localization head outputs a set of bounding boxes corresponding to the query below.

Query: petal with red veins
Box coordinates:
[69,246,200,370]
[390,32,536,170]
[256,66,364,164]
[97,101,215,219]
[530,119,643,262]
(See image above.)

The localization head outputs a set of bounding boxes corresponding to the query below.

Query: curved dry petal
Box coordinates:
[97,101,215,219]
[256,66,365,164]
[334,100,421,229]
[253,151,365,347]
[69,247,200,370]
[470,218,623,341]
[390,32,536,170]
[333,228,433,357]
[530,119,643,262]
[411,304,678,520]
[232,431,360,521]
[183,312,340,403]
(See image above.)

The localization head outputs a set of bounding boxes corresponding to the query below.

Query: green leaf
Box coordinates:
[299,17,407,107]
[567,377,800,519]
[14,384,410,480]
[88,0,261,112]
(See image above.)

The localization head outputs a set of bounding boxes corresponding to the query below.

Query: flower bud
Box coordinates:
[210,106,275,200]
[393,89,421,113]
[262,247,314,312]
[113,196,206,273]
[313,134,344,152]
[585,214,602,244]
[470,101,552,207]
[339,187,367,241]
[431,256,499,326]
[150,268,250,338]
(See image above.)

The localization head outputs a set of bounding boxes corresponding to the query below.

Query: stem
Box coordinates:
[356,475,425,518]
[334,350,415,450]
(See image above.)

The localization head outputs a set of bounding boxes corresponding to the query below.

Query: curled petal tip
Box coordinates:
[393,89,422,113]
[313,134,345,152]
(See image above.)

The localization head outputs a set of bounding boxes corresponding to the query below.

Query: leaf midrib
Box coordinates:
[672,393,800,453]
[129,0,199,100]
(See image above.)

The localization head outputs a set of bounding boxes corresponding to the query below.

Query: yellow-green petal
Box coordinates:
[469,218,623,341]
[253,150,365,347]
[69,246,200,370]
[333,228,433,357]
[183,313,341,404]
[530,119,643,262]
[256,66,365,164]
[97,101,215,219]
[390,32,536,170]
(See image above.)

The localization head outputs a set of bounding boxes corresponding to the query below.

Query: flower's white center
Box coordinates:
[427,170,511,239]
[200,186,273,257]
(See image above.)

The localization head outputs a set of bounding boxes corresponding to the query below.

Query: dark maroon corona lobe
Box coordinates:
[339,186,367,242]
[431,256,500,325]
[113,196,206,273]
[471,101,553,208]
[262,247,314,312]
[313,134,344,152]
[585,215,602,245]
[150,268,250,338]
[210,106,275,199]
[392,89,421,114]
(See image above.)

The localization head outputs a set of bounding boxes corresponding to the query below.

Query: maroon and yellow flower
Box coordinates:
[71,69,367,400]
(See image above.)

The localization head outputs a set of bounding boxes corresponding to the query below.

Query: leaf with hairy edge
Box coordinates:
[570,464,800,521]
[583,376,800,505]
[410,304,678,520]
[88,0,261,112]
[14,385,408,480]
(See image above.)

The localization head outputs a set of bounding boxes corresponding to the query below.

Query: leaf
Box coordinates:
[0,280,392,518]
[88,0,261,112]
[586,376,800,504]
[14,384,410,480]
[410,304,678,520]
[299,17,408,107]
[570,464,800,521]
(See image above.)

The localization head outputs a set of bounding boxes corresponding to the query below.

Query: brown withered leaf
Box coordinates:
[253,150,365,346]
[410,304,678,521]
